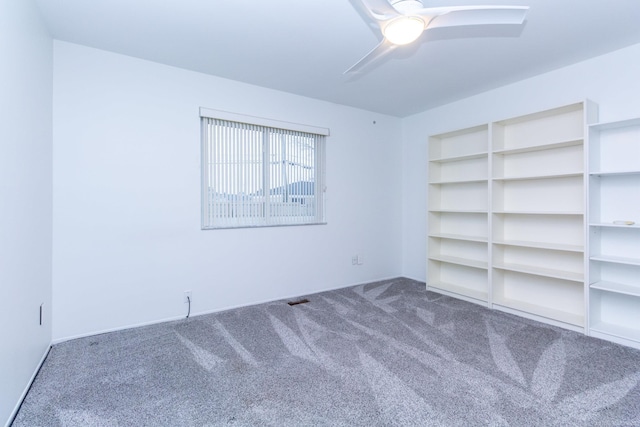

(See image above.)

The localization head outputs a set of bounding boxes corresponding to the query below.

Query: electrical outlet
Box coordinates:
[352,255,359,265]
[184,291,192,303]
[357,255,364,265]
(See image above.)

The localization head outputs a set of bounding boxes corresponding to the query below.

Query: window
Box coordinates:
[201,108,328,229]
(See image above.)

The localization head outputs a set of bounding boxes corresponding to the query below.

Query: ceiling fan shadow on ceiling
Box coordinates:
[345,0,529,74]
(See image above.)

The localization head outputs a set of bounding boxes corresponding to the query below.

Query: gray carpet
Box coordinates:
[13,278,640,426]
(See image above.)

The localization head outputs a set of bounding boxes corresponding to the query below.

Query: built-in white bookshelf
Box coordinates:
[491,103,590,330]
[427,101,597,333]
[588,118,640,349]
[428,125,489,304]
[427,102,640,349]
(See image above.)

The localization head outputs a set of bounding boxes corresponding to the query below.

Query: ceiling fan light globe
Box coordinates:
[383,16,424,45]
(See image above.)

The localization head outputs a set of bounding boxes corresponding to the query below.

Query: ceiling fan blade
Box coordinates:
[344,39,398,74]
[355,0,400,20]
[417,6,529,29]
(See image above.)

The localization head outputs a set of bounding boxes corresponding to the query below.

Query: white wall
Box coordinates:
[52,41,403,341]
[0,0,52,425]
[401,42,640,281]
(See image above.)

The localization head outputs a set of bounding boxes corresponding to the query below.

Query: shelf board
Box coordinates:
[590,322,640,344]
[590,281,640,297]
[429,233,488,243]
[493,297,583,327]
[590,255,640,266]
[429,178,487,185]
[429,255,488,270]
[429,152,488,163]
[493,138,582,155]
[493,239,583,253]
[429,209,488,214]
[493,210,583,216]
[428,281,488,302]
[493,262,583,282]
[590,117,640,131]
[590,170,640,177]
[493,171,582,181]
[589,222,640,229]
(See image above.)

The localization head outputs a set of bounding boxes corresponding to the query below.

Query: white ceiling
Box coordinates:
[36,0,640,117]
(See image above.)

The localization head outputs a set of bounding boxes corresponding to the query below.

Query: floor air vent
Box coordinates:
[287,298,310,306]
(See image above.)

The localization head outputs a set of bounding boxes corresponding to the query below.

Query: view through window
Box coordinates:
[201,113,327,229]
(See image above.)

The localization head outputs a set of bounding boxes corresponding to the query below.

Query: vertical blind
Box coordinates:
[201,116,326,229]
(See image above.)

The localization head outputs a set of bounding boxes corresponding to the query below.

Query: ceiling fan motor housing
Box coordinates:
[391,0,424,13]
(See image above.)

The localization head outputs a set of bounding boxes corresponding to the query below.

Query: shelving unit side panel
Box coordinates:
[427,259,442,288]
[584,99,599,127]
[587,175,602,223]
[588,127,601,172]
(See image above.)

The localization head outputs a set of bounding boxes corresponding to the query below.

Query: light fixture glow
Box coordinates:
[383,16,424,45]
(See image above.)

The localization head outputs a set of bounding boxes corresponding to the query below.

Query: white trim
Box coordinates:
[51,315,188,345]
[199,107,330,136]
[589,330,640,350]
[492,304,585,333]
[52,276,403,344]
[402,274,427,284]
[6,345,51,427]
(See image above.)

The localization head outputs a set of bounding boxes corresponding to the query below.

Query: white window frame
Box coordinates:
[200,108,328,229]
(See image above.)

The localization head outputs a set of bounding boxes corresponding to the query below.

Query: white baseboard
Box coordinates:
[51,275,406,345]
[6,344,51,427]
[400,274,426,284]
[51,314,188,345]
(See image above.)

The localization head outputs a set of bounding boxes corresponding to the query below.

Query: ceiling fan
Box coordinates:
[345,0,529,74]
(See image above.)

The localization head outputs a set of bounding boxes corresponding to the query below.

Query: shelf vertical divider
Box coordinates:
[583,99,599,335]
[487,122,494,307]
